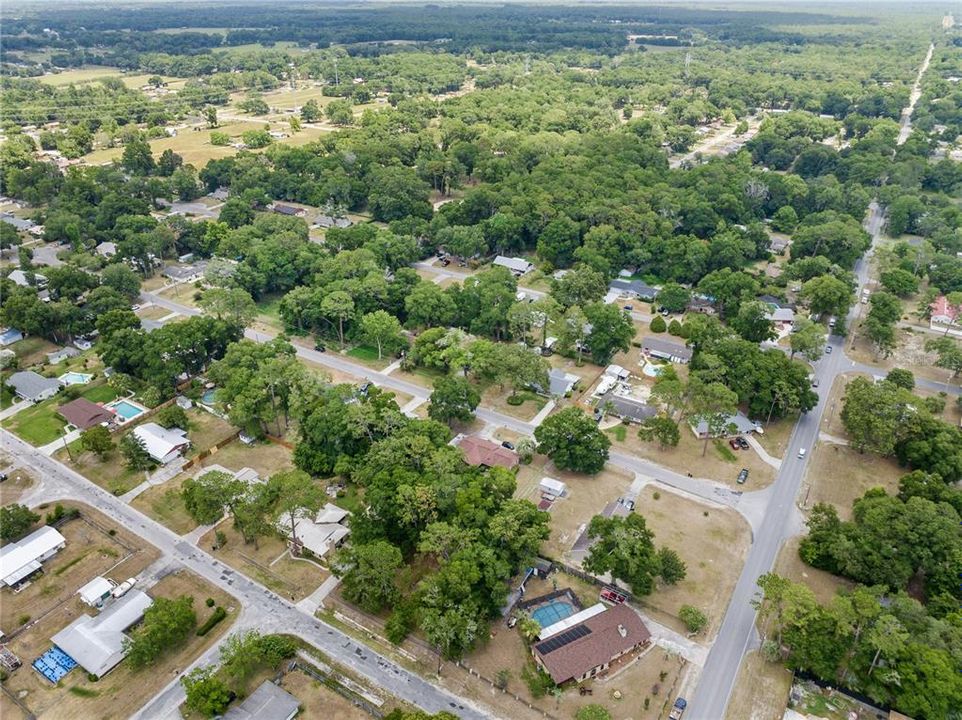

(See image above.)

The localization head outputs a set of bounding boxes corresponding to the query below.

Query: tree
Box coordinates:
[80,425,113,460]
[926,337,962,382]
[650,315,667,333]
[583,514,659,595]
[121,137,155,175]
[120,432,155,470]
[770,206,798,233]
[584,301,634,364]
[534,407,610,474]
[840,377,911,455]
[656,546,687,585]
[637,415,681,449]
[551,266,607,309]
[183,470,244,525]
[368,166,431,222]
[271,470,325,552]
[182,667,231,718]
[209,131,230,146]
[0,504,39,541]
[288,116,302,133]
[575,706,612,720]
[124,595,196,669]
[788,317,826,360]
[885,368,915,390]
[154,404,189,430]
[199,287,256,327]
[332,540,403,612]
[679,605,708,633]
[686,378,739,456]
[655,283,691,313]
[320,290,355,346]
[301,99,321,123]
[428,376,480,425]
[359,310,405,360]
[880,268,918,297]
[326,99,353,126]
[101,263,142,298]
[204,106,218,128]
[732,300,776,343]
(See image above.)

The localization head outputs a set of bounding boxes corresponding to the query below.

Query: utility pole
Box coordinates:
[333,57,339,87]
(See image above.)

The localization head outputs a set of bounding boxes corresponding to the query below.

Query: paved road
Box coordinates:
[2,429,489,720]
[687,43,937,718]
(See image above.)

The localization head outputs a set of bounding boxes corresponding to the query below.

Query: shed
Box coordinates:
[0,526,67,588]
[539,478,567,498]
[604,364,630,381]
[0,328,23,346]
[77,577,115,607]
[95,242,117,258]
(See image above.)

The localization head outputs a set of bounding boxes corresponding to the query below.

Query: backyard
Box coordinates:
[5,380,120,446]
[129,472,198,536]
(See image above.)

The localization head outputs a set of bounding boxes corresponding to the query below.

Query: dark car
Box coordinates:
[501,441,515,450]
[736,437,750,450]
[314,343,326,352]
[737,468,749,484]
[623,304,634,311]
[439,258,450,267]
[728,438,740,450]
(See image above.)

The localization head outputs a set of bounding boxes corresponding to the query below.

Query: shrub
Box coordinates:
[679,604,708,633]
[205,597,216,608]
[506,394,524,406]
[494,669,510,690]
[521,663,555,698]
[668,319,684,336]
[17,614,30,626]
[649,316,667,333]
[652,491,660,500]
[196,606,227,636]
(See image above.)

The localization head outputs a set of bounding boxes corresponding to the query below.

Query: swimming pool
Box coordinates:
[531,600,577,628]
[58,371,93,386]
[201,388,218,405]
[108,399,146,422]
[640,361,664,378]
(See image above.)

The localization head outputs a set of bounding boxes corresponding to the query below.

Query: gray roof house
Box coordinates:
[641,337,693,363]
[6,371,60,402]
[7,269,47,288]
[532,367,580,396]
[46,346,80,364]
[163,261,208,283]
[493,255,534,275]
[95,242,117,258]
[313,215,353,229]
[0,213,35,232]
[223,681,300,720]
[690,411,759,438]
[608,278,657,301]
[600,392,658,424]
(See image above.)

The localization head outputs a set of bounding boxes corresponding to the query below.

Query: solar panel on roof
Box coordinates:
[535,624,592,654]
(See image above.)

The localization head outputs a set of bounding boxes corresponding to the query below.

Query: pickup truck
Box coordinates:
[669,698,687,720]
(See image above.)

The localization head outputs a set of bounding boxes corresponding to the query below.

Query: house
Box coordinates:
[543,368,579,396]
[223,680,301,720]
[0,328,23,346]
[77,576,115,607]
[6,370,61,402]
[493,255,534,276]
[604,365,630,381]
[532,603,651,684]
[162,261,208,283]
[0,213,35,233]
[765,307,795,326]
[607,278,657,302]
[284,503,350,559]
[95,242,117,258]
[271,203,306,217]
[168,201,218,218]
[600,392,657,424]
[690,411,759,439]
[687,297,716,315]
[0,526,67,588]
[51,589,153,678]
[312,215,353,229]
[132,423,190,464]
[7,269,47,288]
[46,346,80,365]
[58,397,115,430]
[769,237,790,254]
[539,477,567,498]
[457,435,519,470]
[140,318,165,333]
[929,295,962,337]
[641,337,692,364]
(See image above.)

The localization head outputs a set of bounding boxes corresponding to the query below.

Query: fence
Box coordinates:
[454,660,561,720]
[551,559,637,604]
[181,429,241,470]
[293,660,384,718]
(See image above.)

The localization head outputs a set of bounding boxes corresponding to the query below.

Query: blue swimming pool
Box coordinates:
[201,388,218,405]
[58,371,93,386]
[108,399,145,421]
[531,600,576,628]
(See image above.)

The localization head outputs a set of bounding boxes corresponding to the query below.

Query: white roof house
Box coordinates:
[493,255,534,275]
[132,423,190,464]
[539,477,568,498]
[78,576,115,607]
[52,589,153,678]
[605,364,630,381]
[7,269,47,288]
[95,242,117,258]
[0,526,66,588]
[315,503,350,525]
[284,503,351,559]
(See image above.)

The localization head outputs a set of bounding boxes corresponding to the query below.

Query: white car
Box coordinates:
[797,448,807,459]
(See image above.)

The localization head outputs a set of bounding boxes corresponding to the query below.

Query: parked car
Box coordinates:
[623,304,634,311]
[736,436,749,450]
[314,343,326,352]
[811,377,820,387]
[737,468,749,484]
[728,438,741,450]
[501,441,515,450]
[669,698,687,720]
[824,345,832,354]
[439,258,450,267]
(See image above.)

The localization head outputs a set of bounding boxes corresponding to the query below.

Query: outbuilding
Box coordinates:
[77,577,115,607]
[0,526,67,588]
[539,477,567,498]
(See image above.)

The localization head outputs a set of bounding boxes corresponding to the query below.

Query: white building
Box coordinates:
[77,576,115,607]
[51,589,153,678]
[493,255,534,276]
[132,423,190,464]
[284,503,350,559]
[539,477,567,498]
[0,526,67,588]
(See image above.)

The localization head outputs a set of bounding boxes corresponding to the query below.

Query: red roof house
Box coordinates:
[457,436,519,470]
[58,398,115,429]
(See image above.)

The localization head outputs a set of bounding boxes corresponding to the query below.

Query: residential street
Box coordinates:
[2,429,489,720]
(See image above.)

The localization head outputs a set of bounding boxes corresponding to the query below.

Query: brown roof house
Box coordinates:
[532,603,651,684]
[456,435,519,470]
[58,398,115,429]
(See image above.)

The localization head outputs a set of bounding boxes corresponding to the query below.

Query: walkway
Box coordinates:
[296,575,341,615]
[745,435,781,470]
[37,428,80,456]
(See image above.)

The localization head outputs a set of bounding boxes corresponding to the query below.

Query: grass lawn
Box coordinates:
[10,336,58,366]
[481,386,547,421]
[0,503,160,632]
[6,397,67,445]
[3,567,235,720]
[801,442,903,520]
[200,521,329,601]
[194,438,294,479]
[82,383,120,404]
[254,294,285,333]
[185,407,237,454]
[345,344,392,369]
[57,440,146,496]
[724,650,793,720]
[775,535,852,605]
[130,473,198,536]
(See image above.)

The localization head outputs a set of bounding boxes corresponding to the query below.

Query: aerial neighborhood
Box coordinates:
[0,3,960,720]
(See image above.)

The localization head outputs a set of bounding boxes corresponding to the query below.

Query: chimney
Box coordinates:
[617,624,628,638]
